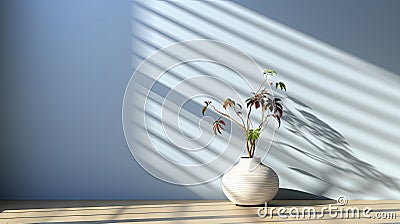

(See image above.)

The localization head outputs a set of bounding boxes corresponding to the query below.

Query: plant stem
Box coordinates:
[252,141,255,157]
[245,139,251,158]
[211,105,246,131]
[247,77,268,131]
[255,77,269,94]
[233,106,246,128]
[259,115,272,134]
[246,106,252,130]
[252,141,257,157]
[260,107,265,129]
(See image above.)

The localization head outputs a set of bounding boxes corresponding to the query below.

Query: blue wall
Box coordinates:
[0,0,196,199]
[234,0,400,74]
[1,0,399,199]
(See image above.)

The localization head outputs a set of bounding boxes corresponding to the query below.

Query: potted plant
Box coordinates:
[201,69,286,205]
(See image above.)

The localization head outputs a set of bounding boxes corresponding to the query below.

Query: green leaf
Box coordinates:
[279,82,286,91]
[275,82,286,91]
[247,128,261,141]
[263,69,277,75]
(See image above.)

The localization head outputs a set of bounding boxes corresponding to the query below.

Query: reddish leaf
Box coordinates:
[267,102,273,111]
[246,101,252,108]
[216,125,222,134]
[223,98,234,109]
[274,115,281,127]
[212,119,226,135]
[276,107,283,117]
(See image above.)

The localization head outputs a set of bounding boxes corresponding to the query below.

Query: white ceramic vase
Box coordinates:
[221,157,279,205]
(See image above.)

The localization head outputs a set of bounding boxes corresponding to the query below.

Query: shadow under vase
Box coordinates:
[235,188,335,207]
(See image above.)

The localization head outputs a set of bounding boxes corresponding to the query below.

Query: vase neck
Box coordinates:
[238,157,262,171]
[240,157,261,162]
[239,157,261,163]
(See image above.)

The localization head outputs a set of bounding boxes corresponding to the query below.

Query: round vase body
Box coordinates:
[221,157,279,205]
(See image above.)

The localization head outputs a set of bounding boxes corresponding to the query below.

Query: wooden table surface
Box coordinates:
[0,200,399,223]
